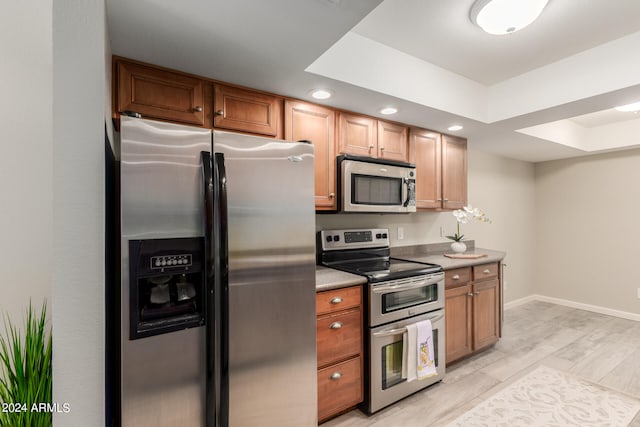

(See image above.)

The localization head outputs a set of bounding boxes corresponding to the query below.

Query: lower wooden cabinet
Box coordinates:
[445,263,501,365]
[316,286,363,423]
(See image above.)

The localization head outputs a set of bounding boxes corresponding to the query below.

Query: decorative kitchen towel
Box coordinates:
[405,323,418,382]
[416,319,437,380]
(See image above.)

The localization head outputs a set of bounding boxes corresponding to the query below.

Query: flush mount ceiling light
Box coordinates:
[379,107,398,115]
[310,89,332,100]
[448,125,463,132]
[614,102,640,112]
[470,0,549,35]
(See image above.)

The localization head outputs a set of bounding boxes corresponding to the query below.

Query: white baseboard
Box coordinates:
[505,294,640,322]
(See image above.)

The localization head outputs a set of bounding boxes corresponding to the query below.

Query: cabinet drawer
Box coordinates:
[445,267,472,288]
[318,356,362,422]
[316,286,361,315]
[473,263,499,281]
[317,309,361,368]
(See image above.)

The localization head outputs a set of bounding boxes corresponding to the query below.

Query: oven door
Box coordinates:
[341,158,416,213]
[369,273,444,327]
[365,310,445,414]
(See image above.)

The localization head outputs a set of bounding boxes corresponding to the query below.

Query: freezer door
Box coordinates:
[213,131,317,426]
[119,117,211,427]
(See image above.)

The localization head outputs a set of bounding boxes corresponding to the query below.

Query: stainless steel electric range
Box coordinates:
[318,228,446,414]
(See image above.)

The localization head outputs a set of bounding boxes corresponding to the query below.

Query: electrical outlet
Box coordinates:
[398,227,404,240]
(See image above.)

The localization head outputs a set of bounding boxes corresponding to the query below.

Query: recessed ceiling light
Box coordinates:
[470,0,549,35]
[614,102,640,112]
[311,89,332,100]
[448,125,463,132]
[379,107,398,115]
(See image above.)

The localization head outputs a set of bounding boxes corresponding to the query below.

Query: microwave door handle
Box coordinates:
[372,313,445,337]
[402,178,409,207]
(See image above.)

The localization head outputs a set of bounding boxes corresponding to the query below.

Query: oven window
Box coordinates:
[381,329,439,390]
[352,174,402,205]
[382,284,438,314]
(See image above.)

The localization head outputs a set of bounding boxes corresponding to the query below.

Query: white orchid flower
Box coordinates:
[447,204,491,242]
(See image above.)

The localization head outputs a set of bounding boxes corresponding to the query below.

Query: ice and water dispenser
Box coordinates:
[128,237,205,339]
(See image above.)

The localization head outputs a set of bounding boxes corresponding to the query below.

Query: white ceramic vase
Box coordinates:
[451,241,467,254]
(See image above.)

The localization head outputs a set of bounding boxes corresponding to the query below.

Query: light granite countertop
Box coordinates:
[315,241,506,292]
[315,265,367,292]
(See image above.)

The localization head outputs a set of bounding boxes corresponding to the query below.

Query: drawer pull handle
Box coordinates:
[329,322,343,330]
[330,372,342,380]
[330,297,343,305]
[467,292,474,297]
[483,269,491,274]
[452,274,460,280]
[193,106,203,112]
[215,109,224,116]
[474,291,480,295]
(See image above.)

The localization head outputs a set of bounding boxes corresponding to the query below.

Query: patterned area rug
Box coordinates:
[446,365,640,427]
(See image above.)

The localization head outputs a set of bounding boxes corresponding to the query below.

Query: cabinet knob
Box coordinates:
[215,110,224,116]
[369,145,374,150]
[193,106,203,112]
[328,193,335,199]
[329,322,343,330]
[443,198,449,202]
[330,372,342,380]
[467,292,474,297]
[380,146,385,151]
[483,269,491,274]
[329,296,342,304]
[474,291,480,295]
[452,274,460,280]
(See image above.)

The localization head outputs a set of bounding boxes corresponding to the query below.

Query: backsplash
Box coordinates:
[390,240,476,257]
[315,211,455,247]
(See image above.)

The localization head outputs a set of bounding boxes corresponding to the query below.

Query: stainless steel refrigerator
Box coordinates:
[116,116,317,426]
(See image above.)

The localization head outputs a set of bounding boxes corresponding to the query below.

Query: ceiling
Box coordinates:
[106,0,640,163]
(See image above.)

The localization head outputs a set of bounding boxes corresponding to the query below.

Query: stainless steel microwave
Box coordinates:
[338,155,416,213]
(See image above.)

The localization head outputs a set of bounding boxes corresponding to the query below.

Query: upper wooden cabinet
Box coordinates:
[213,84,282,138]
[409,128,467,210]
[116,60,206,127]
[284,100,336,211]
[338,113,377,158]
[442,135,467,210]
[377,120,409,162]
[409,128,442,209]
[338,113,409,162]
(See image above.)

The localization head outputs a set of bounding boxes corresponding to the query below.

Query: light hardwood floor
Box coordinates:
[323,301,640,427]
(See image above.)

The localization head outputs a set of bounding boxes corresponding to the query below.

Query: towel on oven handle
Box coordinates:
[416,319,437,380]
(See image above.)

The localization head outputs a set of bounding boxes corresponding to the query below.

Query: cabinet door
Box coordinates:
[285,101,336,210]
[213,84,282,137]
[409,128,442,209]
[473,279,500,351]
[338,113,377,157]
[377,121,408,162]
[445,284,473,364]
[442,135,467,210]
[117,60,205,126]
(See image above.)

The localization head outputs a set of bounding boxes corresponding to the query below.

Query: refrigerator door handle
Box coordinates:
[213,152,230,427]
[201,151,219,427]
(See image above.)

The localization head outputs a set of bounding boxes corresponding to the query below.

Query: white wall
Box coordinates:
[0,4,53,329]
[52,0,107,425]
[317,148,537,303]
[535,148,640,315]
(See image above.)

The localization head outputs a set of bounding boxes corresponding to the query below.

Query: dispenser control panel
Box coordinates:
[150,254,192,269]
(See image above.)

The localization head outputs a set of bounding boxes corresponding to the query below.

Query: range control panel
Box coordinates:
[150,254,193,269]
[320,228,389,251]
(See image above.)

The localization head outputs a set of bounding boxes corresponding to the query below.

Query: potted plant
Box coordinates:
[446,205,491,253]
[0,302,52,427]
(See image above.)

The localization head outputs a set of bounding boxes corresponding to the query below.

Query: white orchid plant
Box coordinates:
[446,205,491,242]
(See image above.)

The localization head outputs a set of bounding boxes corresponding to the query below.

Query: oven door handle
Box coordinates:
[372,313,444,337]
[371,276,441,294]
